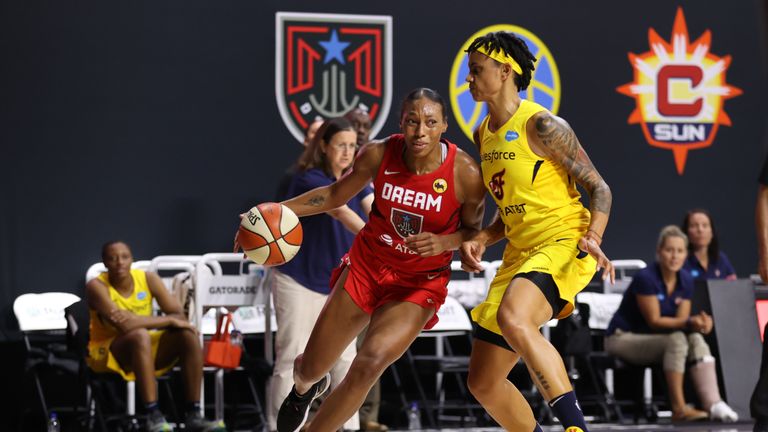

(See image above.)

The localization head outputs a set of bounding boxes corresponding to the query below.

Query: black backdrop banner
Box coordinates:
[1,0,766,332]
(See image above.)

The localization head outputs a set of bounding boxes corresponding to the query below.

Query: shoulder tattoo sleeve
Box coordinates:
[535,114,612,214]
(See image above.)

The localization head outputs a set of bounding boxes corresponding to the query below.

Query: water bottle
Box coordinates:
[47,412,60,432]
[230,329,243,348]
[407,401,422,430]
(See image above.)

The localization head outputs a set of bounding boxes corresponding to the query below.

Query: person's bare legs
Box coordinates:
[497,278,570,400]
[467,339,536,431]
[292,268,371,395]
[305,300,434,432]
[666,371,687,414]
[155,327,202,401]
[110,328,157,404]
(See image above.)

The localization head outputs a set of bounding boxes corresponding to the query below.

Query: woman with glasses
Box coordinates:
[267,116,373,432]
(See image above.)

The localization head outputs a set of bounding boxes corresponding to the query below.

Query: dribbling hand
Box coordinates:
[459,239,486,273]
[579,236,615,284]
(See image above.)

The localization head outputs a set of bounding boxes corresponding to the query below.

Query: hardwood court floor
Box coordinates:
[396,422,755,432]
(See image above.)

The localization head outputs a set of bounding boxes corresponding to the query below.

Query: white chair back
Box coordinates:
[604,259,647,294]
[576,292,624,330]
[426,295,473,333]
[85,260,152,282]
[14,292,81,332]
[194,253,275,335]
[446,260,491,308]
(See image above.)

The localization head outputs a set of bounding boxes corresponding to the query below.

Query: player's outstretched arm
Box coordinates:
[281,140,385,218]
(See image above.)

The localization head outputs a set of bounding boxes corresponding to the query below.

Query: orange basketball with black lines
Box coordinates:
[238,203,302,266]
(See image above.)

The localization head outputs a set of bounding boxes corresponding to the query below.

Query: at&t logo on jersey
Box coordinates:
[449,24,561,141]
[275,12,392,143]
[617,8,742,175]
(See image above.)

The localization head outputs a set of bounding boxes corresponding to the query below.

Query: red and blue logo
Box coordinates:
[617,8,742,175]
[275,12,392,143]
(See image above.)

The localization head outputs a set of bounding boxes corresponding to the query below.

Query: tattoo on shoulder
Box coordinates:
[535,114,578,161]
[535,114,612,214]
[306,196,325,207]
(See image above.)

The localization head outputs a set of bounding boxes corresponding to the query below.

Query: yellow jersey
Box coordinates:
[477,100,590,253]
[89,269,154,341]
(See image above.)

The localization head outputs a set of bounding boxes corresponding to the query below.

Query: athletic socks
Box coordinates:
[549,391,589,431]
[145,401,160,416]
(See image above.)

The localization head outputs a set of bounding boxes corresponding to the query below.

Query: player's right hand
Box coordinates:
[459,239,486,273]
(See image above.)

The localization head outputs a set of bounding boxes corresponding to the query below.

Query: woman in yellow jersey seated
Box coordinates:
[459,31,615,432]
[86,241,225,432]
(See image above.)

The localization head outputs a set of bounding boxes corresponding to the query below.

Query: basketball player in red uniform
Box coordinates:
[241,88,486,432]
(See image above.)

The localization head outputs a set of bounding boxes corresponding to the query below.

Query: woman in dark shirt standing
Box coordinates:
[605,225,737,422]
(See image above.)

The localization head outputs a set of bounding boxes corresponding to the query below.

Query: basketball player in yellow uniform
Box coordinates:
[87,241,225,432]
[459,32,615,432]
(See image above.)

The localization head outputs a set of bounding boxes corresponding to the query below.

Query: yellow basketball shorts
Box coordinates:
[87,329,177,381]
[471,237,596,336]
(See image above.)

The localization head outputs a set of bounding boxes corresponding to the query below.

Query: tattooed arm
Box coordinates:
[527,112,615,281]
[281,140,385,218]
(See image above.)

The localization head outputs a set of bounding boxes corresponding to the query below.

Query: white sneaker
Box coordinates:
[710,400,739,422]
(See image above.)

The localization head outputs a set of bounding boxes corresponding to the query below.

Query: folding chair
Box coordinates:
[397,295,483,428]
[14,292,83,429]
[578,285,664,423]
[194,253,273,428]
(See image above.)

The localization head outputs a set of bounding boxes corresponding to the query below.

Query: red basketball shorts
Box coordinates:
[329,250,450,330]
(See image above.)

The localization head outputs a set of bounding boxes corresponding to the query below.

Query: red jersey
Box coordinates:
[350,134,461,273]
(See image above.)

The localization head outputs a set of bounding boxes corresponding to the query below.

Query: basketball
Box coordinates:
[238,203,303,266]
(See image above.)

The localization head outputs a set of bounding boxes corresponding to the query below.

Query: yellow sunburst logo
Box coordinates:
[617,7,742,175]
[433,178,448,194]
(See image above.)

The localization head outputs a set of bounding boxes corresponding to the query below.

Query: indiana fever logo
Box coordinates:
[449,24,561,141]
[275,12,392,143]
[617,8,742,175]
[489,169,505,200]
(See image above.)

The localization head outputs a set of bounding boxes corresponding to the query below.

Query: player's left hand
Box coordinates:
[579,236,615,284]
[405,232,447,257]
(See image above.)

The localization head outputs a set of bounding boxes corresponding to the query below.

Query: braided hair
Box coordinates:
[466,31,537,91]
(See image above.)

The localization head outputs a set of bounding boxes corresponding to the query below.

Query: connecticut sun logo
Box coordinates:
[275,12,392,143]
[617,8,742,175]
[449,24,560,141]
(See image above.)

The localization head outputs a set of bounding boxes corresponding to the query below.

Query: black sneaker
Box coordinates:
[277,373,331,432]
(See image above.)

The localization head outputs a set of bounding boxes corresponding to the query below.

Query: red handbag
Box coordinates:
[204,313,242,369]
